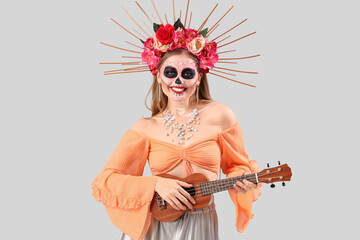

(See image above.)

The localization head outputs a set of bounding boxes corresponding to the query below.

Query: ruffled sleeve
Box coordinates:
[219,121,262,233]
[90,130,159,240]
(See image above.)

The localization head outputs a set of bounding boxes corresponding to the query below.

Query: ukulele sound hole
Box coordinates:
[182,186,196,198]
[155,186,195,209]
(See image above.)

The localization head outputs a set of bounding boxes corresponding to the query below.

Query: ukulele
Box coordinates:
[151,162,292,222]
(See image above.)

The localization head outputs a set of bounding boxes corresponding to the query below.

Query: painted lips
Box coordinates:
[170,87,186,94]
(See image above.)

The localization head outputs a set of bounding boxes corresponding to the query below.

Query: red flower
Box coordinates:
[202,68,209,74]
[155,24,175,45]
[154,49,165,57]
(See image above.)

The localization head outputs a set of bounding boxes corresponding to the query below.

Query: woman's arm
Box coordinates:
[218,103,262,233]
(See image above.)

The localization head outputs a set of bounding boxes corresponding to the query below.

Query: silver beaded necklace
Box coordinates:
[163,85,200,145]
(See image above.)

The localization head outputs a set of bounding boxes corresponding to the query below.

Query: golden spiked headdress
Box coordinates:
[99,0,260,88]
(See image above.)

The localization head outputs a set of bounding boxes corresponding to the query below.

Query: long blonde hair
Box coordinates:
[144,48,213,118]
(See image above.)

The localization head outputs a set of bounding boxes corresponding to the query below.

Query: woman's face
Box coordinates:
[157,53,203,103]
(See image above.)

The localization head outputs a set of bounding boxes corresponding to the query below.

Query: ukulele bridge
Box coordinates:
[156,192,167,210]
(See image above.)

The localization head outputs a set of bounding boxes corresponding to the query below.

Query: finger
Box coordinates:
[178,187,196,204]
[243,180,257,189]
[242,182,252,191]
[234,182,245,191]
[176,192,193,209]
[237,181,251,191]
[177,180,193,187]
[164,197,180,210]
[171,196,187,211]
[234,183,245,193]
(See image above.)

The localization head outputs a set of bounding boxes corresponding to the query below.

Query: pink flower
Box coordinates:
[143,37,155,51]
[169,28,186,50]
[184,28,198,39]
[204,41,217,55]
[198,41,218,70]
[173,28,185,41]
[199,53,218,70]
[141,49,161,69]
[187,36,207,56]
[209,54,219,68]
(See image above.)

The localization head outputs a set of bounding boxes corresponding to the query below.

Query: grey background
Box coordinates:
[1,0,359,239]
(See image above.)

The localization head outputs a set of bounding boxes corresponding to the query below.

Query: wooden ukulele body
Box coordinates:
[150,163,292,222]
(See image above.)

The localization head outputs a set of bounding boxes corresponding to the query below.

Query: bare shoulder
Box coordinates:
[210,101,238,130]
[130,118,153,134]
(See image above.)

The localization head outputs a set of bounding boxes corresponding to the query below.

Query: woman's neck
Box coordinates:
[166,98,197,118]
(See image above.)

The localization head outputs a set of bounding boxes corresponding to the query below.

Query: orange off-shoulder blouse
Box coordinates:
[90,120,261,240]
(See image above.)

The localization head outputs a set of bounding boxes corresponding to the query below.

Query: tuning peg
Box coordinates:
[282,182,286,187]
[278,161,281,165]
[267,163,270,168]
[270,183,275,188]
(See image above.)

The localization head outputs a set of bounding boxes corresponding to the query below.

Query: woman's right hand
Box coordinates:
[154,177,196,211]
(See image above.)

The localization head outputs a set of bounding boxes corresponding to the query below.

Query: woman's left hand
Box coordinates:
[234,172,263,194]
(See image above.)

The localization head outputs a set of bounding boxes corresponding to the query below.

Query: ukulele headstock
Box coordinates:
[257,162,292,184]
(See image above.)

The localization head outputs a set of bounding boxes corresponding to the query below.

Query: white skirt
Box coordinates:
[118,198,219,240]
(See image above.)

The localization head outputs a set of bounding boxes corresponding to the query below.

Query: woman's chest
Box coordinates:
[164,162,220,181]
[147,138,222,180]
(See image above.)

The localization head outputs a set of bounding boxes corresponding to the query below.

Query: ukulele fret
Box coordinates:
[200,173,258,195]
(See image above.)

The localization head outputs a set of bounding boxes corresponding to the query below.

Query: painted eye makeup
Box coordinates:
[164,66,178,78]
[181,68,196,79]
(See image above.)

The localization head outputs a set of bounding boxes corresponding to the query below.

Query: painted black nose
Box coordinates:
[175,78,182,84]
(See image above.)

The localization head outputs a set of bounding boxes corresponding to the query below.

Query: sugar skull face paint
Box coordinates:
[163,66,196,80]
[181,68,196,79]
[163,66,178,78]
[157,53,202,102]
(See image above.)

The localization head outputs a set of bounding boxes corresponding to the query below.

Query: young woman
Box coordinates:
[90,47,262,240]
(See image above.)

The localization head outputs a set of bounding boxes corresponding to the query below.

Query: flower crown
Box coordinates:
[141,19,218,75]
[100,1,260,88]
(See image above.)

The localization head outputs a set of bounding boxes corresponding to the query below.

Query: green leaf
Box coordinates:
[199,28,208,37]
[140,39,145,44]
[153,23,161,33]
[173,18,184,30]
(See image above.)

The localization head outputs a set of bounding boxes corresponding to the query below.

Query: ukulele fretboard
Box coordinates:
[199,173,258,195]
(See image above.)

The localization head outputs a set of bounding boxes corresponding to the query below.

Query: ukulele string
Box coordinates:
[159,171,284,199]
[182,175,260,196]
[183,170,285,196]
[182,168,287,196]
